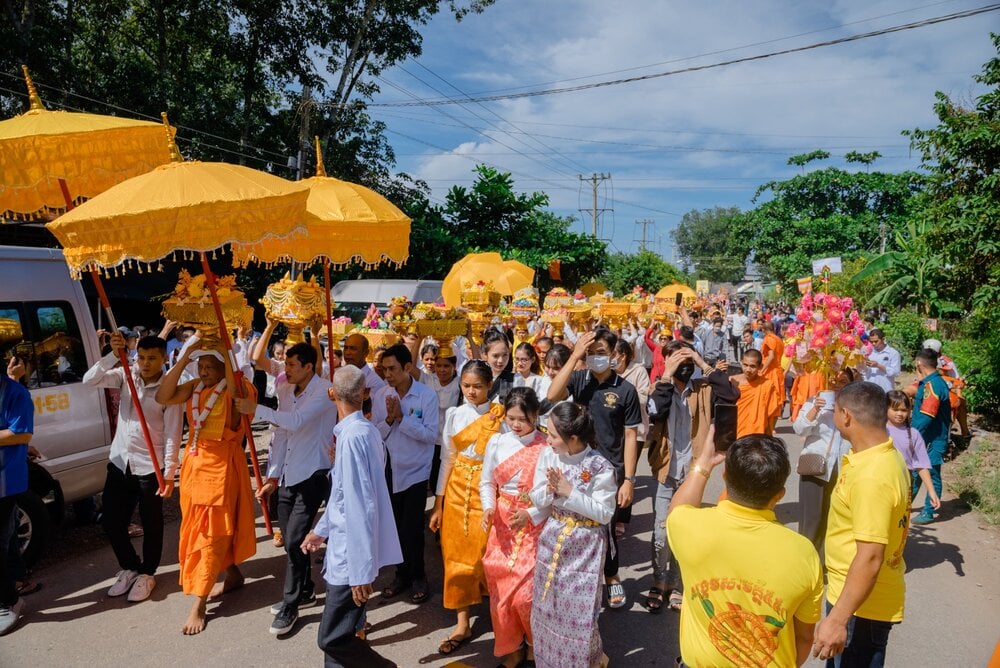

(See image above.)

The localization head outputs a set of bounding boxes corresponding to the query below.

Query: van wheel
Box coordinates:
[15,491,50,567]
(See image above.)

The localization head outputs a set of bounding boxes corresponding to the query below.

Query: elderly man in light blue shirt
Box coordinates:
[303,364,399,667]
[236,342,335,636]
[369,343,438,605]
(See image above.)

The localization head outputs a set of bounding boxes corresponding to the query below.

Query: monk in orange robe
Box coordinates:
[790,369,827,422]
[157,343,257,635]
[732,349,782,437]
[759,321,786,430]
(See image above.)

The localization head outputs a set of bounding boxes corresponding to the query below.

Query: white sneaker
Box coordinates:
[0,598,24,635]
[108,569,139,597]
[126,574,156,602]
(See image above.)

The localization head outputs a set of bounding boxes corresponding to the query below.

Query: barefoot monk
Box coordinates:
[157,336,257,635]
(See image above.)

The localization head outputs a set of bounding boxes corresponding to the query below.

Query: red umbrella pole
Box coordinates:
[56,178,165,490]
[199,253,273,534]
[324,258,335,382]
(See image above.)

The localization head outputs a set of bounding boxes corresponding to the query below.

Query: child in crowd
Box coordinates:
[480,388,547,668]
[512,342,545,395]
[887,390,942,512]
[530,402,616,668]
[429,361,506,656]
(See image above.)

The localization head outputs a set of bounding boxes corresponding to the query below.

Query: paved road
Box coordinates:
[3,420,999,667]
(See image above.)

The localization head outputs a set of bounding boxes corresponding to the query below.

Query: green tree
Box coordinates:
[603,250,684,296]
[904,33,1000,317]
[735,155,925,285]
[671,207,748,282]
[850,219,957,316]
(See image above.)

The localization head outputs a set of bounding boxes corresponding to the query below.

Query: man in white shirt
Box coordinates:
[302,365,400,667]
[235,343,335,637]
[342,333,387,395]
[370,344,439,604]
[82,332,182,603]
[728,307,749,361]
[862,329,901,392]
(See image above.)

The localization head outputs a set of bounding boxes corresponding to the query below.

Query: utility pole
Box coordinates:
[296,84,313,182]
[634,218,655,252]
[879,219,887,254]
[578,173,612,238]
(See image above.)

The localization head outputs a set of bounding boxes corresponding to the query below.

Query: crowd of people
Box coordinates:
[0,294,972,667]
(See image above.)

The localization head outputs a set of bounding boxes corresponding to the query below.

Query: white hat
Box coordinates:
[922,338,942,353]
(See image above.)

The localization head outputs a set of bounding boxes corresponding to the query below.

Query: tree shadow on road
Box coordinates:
[905,524,965,576]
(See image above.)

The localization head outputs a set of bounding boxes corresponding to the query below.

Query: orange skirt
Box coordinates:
[440,453,489,609]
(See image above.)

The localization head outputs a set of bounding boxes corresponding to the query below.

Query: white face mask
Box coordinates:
[586,355,611,373]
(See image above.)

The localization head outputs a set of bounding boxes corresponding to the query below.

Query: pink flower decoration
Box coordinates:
[801,294,814,309]
[826,296,842,311]
[826,307,844,324]
[785,324,799,338]
[842,297,853,310]
[839,332,857,348]
[796,308,812,322]
[815,292,827,305]
[854,324,866,337]
[811,335,829,349]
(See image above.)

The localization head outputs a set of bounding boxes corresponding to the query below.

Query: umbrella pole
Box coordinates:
[56,178,166,490]
[199,253,273,534]
[324,258,335,382]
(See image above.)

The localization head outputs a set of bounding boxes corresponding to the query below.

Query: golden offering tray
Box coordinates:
[566,305,592,331]
[355,328,399,362]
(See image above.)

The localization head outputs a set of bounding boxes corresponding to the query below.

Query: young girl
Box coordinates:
[429,361,506,656]
[530,403,616,668]
[482,328,516,403]
[887,390,942,511]
[512,341,545,395]
[480,388,547,668]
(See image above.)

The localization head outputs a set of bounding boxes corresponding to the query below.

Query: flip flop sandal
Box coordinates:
[409,580,429,604]
[438,634,471,655]
[614,522,626,539]
[606,582,627,609]
[16,580,42,596]
[644,587,664,613]
[668,590,683,611]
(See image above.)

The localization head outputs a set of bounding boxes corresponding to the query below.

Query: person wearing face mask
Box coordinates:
[544,327,641,610]
[645,341,739,612]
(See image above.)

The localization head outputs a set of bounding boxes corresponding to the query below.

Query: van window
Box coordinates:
[0,301,88,388]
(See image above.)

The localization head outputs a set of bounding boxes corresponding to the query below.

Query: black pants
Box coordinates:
[0,496,18,606]
[605,502,620,579]
[799,474,835,553]
[102,463,163,576]
[318,583,394,667]
[389,480,427,583]
[277,470,331,608]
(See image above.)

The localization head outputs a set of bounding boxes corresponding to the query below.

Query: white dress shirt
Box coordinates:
[254,373,336,487]
[371,378,439,493]
[528,445,617,525]
[793,398,852,482]
[313,411,402,586]
[480,430,547,524]
[83,353,182,478]
[863,344,901,392]
[512,372,547,396]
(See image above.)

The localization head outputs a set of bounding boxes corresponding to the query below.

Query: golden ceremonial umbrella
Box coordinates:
[578,281,608,298]
[232,138,411,379]
[0,66,174,220]
[46,121,308,533]
[655,283,697,302]
[442,252,535,307]
[1,68,176,490]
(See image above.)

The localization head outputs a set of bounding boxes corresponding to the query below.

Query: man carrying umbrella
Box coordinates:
[156,336,257,635]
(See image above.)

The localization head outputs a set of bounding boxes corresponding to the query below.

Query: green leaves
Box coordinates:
[604,250,684,296]
[671,207,748,283]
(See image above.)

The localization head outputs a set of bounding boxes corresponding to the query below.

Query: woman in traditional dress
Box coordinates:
[530,403,615,668]
[480,387,547,668]
[429,361,505,656]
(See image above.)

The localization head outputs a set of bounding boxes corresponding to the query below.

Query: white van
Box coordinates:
[0,245,113,563]
[331,278,444,321]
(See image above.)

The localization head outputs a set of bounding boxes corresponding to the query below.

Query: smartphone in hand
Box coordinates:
[713,403,738,452]
[675,293,683,307]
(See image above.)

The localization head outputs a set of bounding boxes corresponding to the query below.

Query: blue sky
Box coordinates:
[367,0,999,260]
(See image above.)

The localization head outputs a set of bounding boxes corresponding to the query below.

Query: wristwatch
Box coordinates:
[624,475,636,484]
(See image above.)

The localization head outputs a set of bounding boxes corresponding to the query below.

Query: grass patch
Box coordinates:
[949,436,1000,525]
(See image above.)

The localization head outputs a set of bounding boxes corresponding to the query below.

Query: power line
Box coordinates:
[360,4,1000,107]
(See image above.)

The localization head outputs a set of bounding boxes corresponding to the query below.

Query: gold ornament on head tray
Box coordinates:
[460,280,501,313]
[260,274,330,345]
[162,270,252,345]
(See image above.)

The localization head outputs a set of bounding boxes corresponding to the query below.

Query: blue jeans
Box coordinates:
[911,465,941,518]
[651,477,683,589]
[826,602,895,668]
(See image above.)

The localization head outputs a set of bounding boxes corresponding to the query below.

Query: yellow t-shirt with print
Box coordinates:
[667,500,823,668]
[825,439,910,622]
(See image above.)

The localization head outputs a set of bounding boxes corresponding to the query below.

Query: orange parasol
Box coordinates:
[232,138,411,378]
[0,66,174,220]
[442,252,535,307]
[46,119,308,533]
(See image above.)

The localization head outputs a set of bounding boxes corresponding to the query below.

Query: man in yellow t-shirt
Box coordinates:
[813,381,909,667]
[667,431,823,667]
